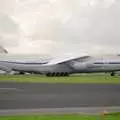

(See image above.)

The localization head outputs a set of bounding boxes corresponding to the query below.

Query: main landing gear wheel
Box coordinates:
[46,72,69,77]
[19,72,25,75]
[110,72,115,76]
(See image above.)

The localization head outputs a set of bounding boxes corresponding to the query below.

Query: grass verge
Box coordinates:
[0,74,120,84]
[0,114,120,120]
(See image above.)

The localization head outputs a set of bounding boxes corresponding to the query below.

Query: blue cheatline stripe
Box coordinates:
[93,62,104,64]
[109,62,120,64]
[1,60,120,65]
[94,62,120,64]
[0,60,48,65]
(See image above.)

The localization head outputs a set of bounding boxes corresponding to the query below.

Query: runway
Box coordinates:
[1,107,120,116]
[0,82,120,115]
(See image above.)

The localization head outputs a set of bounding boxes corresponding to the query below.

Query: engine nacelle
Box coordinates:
[70,61,87,70]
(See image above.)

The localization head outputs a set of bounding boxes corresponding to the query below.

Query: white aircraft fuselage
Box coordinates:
[0,54,120,76]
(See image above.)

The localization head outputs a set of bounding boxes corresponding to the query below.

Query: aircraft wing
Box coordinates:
[47,55,90,65]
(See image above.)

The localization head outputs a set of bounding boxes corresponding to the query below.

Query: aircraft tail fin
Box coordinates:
[0,46,8,54]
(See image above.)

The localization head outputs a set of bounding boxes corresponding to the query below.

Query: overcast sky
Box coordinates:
[0,0,120,56]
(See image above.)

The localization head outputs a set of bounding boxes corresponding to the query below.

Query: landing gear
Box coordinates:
[19,72,25,75]
[46,73,50,77]
[110,72,115,76]
[64,72,69,77]
[46,72,70,77]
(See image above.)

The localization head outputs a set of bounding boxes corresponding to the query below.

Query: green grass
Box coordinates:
[0,74,120,84]
[0,114,120,120]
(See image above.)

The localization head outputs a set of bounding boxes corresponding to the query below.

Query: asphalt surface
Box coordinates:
[1,107,120,116]
[0,82,120,109]
[0,82,120,115]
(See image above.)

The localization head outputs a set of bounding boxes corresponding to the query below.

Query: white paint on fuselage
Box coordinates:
[72,55,120,73]
[0,54,120,74]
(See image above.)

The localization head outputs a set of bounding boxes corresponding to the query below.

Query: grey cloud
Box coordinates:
[0,14,19,34]
[0,0,16,14]
[0,14,20,48]
[0,0,20,49]
[1,0,120,55]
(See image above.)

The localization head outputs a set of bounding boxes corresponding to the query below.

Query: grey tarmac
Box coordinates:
[0,107,120,116]
[0,82,120,115]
